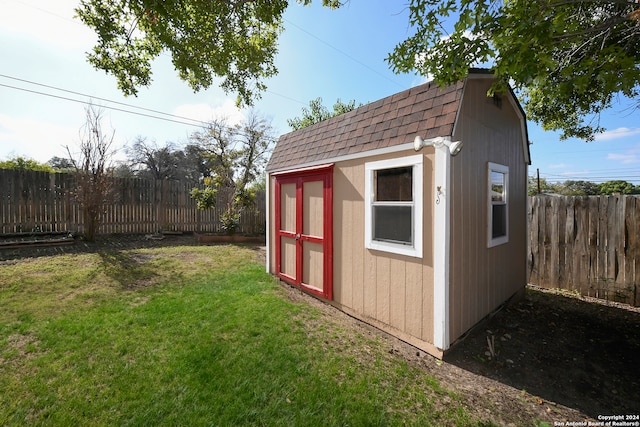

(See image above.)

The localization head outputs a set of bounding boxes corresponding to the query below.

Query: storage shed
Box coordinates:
[265,69,531,358]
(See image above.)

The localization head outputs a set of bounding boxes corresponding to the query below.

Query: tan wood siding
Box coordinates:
[449,78,528,343]
[332,164,358,310]
[332,153,435,346]
[405,260,425,338]
[389,257,407,331]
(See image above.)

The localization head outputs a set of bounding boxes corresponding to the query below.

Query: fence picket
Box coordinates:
[563,196,574,290]
[0,169,265,237]
[625,196,640,306]
[527,196,539,283]
[528,195,639,306]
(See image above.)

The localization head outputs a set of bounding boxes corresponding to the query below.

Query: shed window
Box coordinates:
[365,155,423,258]
[488,162,509,247]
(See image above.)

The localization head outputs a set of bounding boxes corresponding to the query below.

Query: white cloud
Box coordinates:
[549,163,571,169]
[0,0,96,50]
[606,141,640,164]
[173,100,245,127]
[594,127,640,141]
[0,114,78,162]
[607,152,639,164]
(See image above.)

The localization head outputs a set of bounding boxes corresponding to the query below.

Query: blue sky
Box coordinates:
[1,0,639,184]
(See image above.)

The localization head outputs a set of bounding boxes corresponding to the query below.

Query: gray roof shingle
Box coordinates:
[266,79,465,172]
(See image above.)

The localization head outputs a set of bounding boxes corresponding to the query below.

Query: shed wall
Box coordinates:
[448,78,528,342]
[269,150,439,351]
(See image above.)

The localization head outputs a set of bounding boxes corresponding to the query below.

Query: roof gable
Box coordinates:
[267,80,465,172]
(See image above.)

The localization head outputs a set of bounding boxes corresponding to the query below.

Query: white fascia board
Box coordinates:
[505,93,531,165]
[266,142,415,175]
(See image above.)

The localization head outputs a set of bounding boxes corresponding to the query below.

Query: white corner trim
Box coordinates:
[433,145,451,350]
[265,173,271,274]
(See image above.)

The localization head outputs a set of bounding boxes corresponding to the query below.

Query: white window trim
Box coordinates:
[487,162,509,248]
[365,155,423,258]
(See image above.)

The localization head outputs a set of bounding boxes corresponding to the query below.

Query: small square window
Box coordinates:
[375,167,413,202]
[365,156,423,258]
[488,162,509,247]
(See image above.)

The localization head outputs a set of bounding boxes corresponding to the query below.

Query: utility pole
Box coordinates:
[537,168,541,195]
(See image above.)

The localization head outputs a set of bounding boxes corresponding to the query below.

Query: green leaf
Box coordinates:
[387,0,640,140]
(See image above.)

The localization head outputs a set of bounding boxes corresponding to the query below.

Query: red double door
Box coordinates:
[274,165,333,300]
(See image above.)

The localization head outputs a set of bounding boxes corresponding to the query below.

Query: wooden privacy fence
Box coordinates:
[528,195,639,307]
[0,169,265,236]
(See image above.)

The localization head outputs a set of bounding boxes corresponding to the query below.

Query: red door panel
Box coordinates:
[274,165,333,300]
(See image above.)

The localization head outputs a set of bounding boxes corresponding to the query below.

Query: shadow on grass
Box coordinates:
[444,288,640,419]
[97,250,160,289]
[0,234,267,263]
[0,234,198,261]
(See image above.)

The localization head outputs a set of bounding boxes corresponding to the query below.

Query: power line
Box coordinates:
[7,0,82,26]
[0,83,208,128]
[539,171,640,184]
[264,88,307,106]
[0,78,282,144]
[565,166,640,173]
[542,174,640,180]
[284,18,406,89]
[0,73,209,126]
[0,73,314,140]
[535,147,640,155]
[5,2,400,107]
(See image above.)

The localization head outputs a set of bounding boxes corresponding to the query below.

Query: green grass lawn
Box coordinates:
[0,244,487,426]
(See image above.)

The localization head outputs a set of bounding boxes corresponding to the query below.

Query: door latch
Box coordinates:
[295,233,301,240]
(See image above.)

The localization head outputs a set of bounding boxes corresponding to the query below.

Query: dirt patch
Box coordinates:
[2,333,43,369]
[444,286,640,423]
[6,334,39,356]
[277,281,640,426]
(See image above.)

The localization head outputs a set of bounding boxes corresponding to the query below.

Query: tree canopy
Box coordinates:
[77,0,639,139]
[387,0,640,140]
[528,177,640,195]
[76,0,342,107]
[287,97,362,130]
[188,112,275,233]
[598,179,639,195]
[125,138,208,181]
[48,156,75,171]
[0,157,55,172]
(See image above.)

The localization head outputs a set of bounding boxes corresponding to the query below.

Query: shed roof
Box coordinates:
[267,79,465,172]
